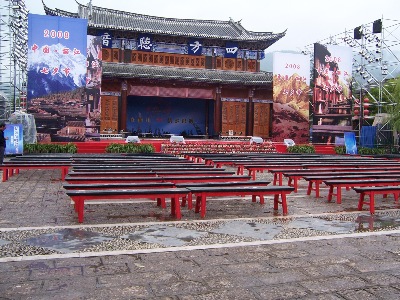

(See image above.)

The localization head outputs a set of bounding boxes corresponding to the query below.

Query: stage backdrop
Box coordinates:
[27,14,88,142]
[126,97,212,137]
[272,52,310,144]
[312,43,353,144]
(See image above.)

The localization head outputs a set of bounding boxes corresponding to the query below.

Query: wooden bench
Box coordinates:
[282,168,400,193]
[63,182,176,208]
[353,186,400,214]
[67,171,157,177]
[323,179,400,204]
[1,163,71,182]
[186,185,294,218]
[303,174,400,198]
[175,180,271,209]
[159,175,252,184]
[64,176,165,184]
[65,188,190,223]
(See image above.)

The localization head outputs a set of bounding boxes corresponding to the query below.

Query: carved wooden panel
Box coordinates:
[101,95,119,132]
[221,101,246,136]
[112,49,120,62]
[237,59,243,71]
[253,102,271,138]
[216,57,223,70]
[102,49,112,62]
[223,58,236,71]
[247,59,257,72]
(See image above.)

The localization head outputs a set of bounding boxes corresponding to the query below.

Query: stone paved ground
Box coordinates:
[1,162,400,299]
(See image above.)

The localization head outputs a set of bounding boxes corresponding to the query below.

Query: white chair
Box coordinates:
[170,135,185,144]
[125,136,141,143]
[250,136,263,144]
[284,139,295,147]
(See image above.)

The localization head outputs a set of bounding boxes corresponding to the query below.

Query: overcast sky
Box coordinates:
[25,0,400,53]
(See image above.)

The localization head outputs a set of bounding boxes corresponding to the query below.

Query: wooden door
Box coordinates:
[253,102,271,138]
[101,95,119,132]
[221,101,246,135]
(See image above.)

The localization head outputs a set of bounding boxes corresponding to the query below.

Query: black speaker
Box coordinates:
[354,26,362,39]
[373,19,382,33]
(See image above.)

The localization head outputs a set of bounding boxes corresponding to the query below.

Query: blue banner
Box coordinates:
[188,39,203,55]
[98,30,113,48]
[5,124,24,155]
[225,41,239,58]
[137,34,153,52]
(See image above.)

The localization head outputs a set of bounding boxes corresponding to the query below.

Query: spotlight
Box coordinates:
[375,49,381,53]
[356,66,362,72]
[367,78,374,83]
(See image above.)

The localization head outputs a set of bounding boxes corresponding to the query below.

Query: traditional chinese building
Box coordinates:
[42,1,286,139]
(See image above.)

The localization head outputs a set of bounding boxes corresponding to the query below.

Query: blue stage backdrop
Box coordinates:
[126,97,213,136]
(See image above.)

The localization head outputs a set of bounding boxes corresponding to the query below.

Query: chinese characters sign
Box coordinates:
[225,42,239,58]
[137,34,153,52]
[188,39,202,55]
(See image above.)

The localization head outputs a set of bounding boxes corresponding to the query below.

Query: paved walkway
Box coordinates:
[1,163,400,299]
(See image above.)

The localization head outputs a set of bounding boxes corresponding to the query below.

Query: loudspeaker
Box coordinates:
[354,26,362,40]
[373,19,382,33]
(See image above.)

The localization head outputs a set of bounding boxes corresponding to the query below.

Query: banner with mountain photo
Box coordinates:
[272,52,310,144]
[312,43,353,144]
[27,14,88,142]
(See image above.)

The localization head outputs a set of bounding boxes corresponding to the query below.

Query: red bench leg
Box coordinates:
[195,195,201,213]
[328,186,334,202]
[336,186,342,204]
[170,196,181,219]
[200,194,207,218]
[358,193,365,211]
[274,193,288,215]
[76,197,85,223]
[369,193,375,214]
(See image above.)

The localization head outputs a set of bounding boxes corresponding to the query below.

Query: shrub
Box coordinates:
[286,144,315,153]
[24,143,77,154]
[105,143,155,153]
[334,146,346,155]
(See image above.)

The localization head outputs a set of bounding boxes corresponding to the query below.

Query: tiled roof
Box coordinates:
[42,1,285,44]
[102,62,273,85]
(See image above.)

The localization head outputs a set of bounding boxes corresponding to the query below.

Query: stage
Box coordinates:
[71,138,336,155]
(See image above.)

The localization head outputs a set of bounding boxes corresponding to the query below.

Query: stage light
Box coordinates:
[373,19,382,33]
[375,48,381,53]
[356,66,362,72]
[367,78,374,83]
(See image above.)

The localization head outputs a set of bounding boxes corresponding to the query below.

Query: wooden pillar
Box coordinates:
[246,88,255,136]
[214,86,222,137]
[120,80,128,131]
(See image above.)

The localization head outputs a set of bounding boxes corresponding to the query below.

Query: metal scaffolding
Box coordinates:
[303,17,400,148]
[0,0,28,122]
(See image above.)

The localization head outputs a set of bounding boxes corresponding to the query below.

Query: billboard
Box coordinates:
[5,124,23,155]
[272,52,310,143]
[312,43,353,144]
[27,14,88,142]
